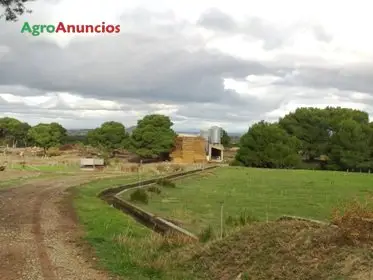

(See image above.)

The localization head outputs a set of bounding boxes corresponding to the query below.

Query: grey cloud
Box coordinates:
[0,13,275,108]
[0,97,164,127]
[244,17,286,50]
[0,85,48,96]
[197,10,333,50]
[277,65,373,96]
[197,8,237,32]
[196,9,284,49]
[3,6,371,131]
[175,101,277,123]
[312,25,333,43]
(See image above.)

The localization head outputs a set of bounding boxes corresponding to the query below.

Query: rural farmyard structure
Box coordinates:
[80,157,104,170]
[170,134,207,164]
[170,126,225,164]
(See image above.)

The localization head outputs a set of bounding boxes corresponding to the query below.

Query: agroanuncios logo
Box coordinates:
[21,21,121,36]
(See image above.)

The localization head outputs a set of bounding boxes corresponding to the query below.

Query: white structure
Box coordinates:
[200,126,224,162]
[80,158,104,170]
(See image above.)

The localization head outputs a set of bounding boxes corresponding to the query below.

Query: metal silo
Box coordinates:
[209,126,222,144]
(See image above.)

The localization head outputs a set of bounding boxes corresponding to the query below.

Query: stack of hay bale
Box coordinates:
[170,137,183,163]
[170,136,207,164]
[192,137,207,163]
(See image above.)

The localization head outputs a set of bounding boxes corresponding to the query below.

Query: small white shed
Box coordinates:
[80,158,104,170]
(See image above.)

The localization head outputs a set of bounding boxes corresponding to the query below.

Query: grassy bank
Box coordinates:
[73,172,199,280]
[73,166,373,279]
[120,167,373,234]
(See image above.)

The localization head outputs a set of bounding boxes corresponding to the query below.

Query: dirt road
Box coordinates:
[0,175,114,280]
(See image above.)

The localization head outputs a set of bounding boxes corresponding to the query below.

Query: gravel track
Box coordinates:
[0,175,114,280]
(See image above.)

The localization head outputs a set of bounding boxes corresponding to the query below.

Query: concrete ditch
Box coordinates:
[277,215,338,228]
[98,165,218,240]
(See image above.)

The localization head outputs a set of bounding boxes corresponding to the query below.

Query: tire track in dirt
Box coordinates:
[32,188,57,279]
[0,174,115,280]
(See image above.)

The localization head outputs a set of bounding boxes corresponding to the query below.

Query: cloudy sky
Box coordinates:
[1,0,373,132]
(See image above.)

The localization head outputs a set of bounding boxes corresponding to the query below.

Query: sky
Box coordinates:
[1,0,373,133]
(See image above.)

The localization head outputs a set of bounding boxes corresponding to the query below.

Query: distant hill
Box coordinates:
[67,129,92,136]
[126,126,136,134]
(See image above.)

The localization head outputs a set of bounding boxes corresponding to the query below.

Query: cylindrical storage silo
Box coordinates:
[209,126,222,144]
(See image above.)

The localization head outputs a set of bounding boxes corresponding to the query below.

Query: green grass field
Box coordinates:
[74,166,373,279]
[121,167,373,234]
[73,172,185,280]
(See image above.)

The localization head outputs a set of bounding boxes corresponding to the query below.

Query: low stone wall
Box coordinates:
[277,215,338,228]
[98,165,218,240]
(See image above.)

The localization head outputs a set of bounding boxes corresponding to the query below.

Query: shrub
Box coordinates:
[46,147,62,157]
[198,225,215,242]
[225,210,258,227]
[147,186,162,194]
[130,189,149,204]
[156,178,176,188]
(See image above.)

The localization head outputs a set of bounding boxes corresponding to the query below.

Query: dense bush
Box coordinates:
[235,107,373,172]
[225,210,258,227]
[46,147,62,157]
[229,159,244,167]
[235,121,301,169]
[130,189,149,204]
[147,185,162,194]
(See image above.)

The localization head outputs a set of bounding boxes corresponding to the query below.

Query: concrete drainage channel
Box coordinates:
[98,165,218,241]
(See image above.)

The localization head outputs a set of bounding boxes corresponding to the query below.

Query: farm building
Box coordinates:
[170,134,207,164]
[208,143,224,162]
[170,127,225,164]
[201,126,224,162]
[80,158,104,170]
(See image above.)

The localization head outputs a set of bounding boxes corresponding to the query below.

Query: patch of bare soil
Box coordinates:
[180,220,373,280]
[0,174,116,280]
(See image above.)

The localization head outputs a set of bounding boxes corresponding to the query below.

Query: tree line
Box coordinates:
[0,114,231,159]
[234,107,373,172]
[2,106,372,172]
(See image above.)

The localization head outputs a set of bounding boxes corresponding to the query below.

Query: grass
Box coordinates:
[73,166,373,279]
[9,163,79,172]
[0,164,81,189]
[0,172,64,189]
[181,219,373,280]
[73,171,192,280]
[120,167,373,234]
